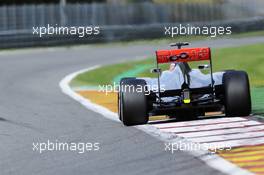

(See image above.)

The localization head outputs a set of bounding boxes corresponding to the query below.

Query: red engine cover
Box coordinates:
[156,47,211,64]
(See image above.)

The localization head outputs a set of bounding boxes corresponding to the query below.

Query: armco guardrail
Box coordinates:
[0,1,264,48]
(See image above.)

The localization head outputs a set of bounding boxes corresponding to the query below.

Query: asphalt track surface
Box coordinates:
[1,37,264,175]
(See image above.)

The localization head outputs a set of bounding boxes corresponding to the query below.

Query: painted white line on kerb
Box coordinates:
[178,125,264,138]
[59,66,252,175]
[152,117,248,128]
[190,130,264,143]
[160,121,260,133]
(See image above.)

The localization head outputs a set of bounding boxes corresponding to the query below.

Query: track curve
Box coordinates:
[1,37,264,175]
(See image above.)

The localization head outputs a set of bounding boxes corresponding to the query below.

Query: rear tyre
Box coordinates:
[223,71,251,117]
[119,78,149,126]
[118,78,135,121]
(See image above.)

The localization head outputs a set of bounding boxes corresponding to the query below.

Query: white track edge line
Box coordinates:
[59,66,253,175]
[59,65,120,122]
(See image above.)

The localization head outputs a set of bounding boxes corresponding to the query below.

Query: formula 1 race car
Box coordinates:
[118,42,251,126]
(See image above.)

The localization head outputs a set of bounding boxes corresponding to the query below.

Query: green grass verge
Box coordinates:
[252,87,264,115]
[70,59,152,87]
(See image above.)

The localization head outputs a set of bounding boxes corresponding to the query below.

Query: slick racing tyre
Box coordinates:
[223,71,251,117]
[119,78,148,126]
[118,78,135,121]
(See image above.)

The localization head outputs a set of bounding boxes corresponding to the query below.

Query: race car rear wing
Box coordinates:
[156,47,211,64]
[154,44,214,105]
